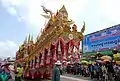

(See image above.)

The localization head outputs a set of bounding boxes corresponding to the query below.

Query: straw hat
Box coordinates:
[55,60,61,65]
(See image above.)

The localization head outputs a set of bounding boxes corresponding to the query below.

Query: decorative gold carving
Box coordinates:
[72,24,77,32]
[69,34,74,40]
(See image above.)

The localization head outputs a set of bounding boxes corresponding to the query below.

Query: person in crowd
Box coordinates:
[62,62,66,74]
[94,63,101,80]
[73,63,77,75]
[3,63,11,79]
[59,65,63,75]
[66,64,71,74]
[0,63,2,73]
[78,64,81,75]
[15,64,23,81]
[114,66,120,81]
[84,64,89,77]
[88,63,94,79]
[80,64,84,76]
[52,60,61,81]
[106,61,115,81]
[101,63,108,81]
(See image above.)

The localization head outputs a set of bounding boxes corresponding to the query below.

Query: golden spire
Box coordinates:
[19,46,21,50]
[56,9,59,16]
[31,34,33,41]
[23,36,27,45]
[59,5,68,16]
[28,34,31,42]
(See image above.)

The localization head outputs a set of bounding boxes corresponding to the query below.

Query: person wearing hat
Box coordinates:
[52,60,61,81]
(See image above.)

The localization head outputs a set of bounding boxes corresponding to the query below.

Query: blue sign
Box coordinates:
[82,24,120,53]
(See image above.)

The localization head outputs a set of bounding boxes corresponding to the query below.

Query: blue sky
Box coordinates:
[0,0,120,57]
[0,5,27,43]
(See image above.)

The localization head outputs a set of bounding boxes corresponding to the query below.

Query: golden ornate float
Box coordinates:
[15,5,85,79]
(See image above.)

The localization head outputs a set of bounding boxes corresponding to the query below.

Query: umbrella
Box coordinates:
[103,59,110,62]
[96,60,103,63]
[91,62,96,64]
[116,61,120,65]
[101,56,112,60]
[81,60,88,64]
[80,57,87,60]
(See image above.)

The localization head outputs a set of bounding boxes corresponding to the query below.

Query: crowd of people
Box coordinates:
[63,61,120,81]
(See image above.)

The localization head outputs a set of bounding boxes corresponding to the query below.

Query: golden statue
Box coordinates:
[81,21,85,33]
[41,5,54,22]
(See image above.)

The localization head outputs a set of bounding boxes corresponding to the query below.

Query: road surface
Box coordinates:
[9,73,92,81]
[60,75,90,81]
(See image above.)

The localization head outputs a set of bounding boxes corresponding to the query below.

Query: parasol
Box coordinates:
[91,62,96,64]
[96,60,103,63]
[81,60,88,64]
[116,61,120,64]
[103,59,110,62]
[101,56,112,60]
[113,54,119,57]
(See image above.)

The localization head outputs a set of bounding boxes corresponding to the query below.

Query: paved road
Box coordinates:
[60,75,90,81]
[9,73,92,81]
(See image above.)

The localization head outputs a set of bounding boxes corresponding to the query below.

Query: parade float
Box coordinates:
[15,5,85,79]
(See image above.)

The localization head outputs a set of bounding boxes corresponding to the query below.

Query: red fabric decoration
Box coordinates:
[32,59,35,69]
[40,51,45,67]
[46,48,51,65]
[52,44,57,63]
[36,55,39,68]
[63,46,67,61]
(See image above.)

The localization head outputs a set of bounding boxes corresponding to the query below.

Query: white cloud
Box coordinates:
[98,0,120,24]
[1,0,120,35]
[7,7,17,16]
[0,41,18,57]
[1,0,88,34]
